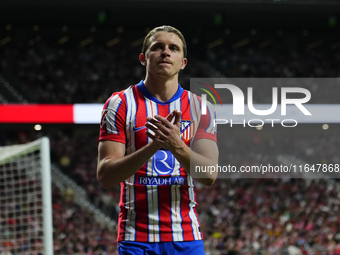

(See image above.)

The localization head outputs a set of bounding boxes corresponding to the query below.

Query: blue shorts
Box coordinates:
[117,240,205,255]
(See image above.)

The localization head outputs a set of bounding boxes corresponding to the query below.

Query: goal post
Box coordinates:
[0,137,53,255]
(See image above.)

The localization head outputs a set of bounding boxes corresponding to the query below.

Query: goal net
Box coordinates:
[0,137,53,255]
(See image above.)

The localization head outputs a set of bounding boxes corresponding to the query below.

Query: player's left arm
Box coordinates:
[174,138,218,186]
[145,110,218,186]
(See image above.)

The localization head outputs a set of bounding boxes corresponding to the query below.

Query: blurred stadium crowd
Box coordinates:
[1,26,340,104]
[1,25,340,255]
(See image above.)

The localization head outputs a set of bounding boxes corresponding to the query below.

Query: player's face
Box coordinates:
[140,31,187,78]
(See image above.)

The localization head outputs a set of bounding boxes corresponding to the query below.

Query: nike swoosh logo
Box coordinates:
[132,126,146,132]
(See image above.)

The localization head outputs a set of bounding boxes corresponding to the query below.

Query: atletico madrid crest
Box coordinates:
[180,120,195,141]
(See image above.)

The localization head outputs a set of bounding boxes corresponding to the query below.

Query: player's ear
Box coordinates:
[139,53,147,66]
[180,58,187,70]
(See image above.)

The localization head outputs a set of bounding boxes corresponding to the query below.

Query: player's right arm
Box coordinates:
[97,140,160,188]
[97,92,176,188]
[97,92,160,188]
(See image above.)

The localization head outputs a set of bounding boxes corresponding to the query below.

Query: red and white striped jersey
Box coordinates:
[99,80,217,243]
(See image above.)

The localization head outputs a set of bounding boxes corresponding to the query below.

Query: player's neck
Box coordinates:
[143,75,179,103]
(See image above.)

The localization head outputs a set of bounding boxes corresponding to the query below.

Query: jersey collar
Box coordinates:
[136,80,183,105]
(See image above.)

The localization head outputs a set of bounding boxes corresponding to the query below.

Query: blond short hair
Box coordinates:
[142,25,187,58]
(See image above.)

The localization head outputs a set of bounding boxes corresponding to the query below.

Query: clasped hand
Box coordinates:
[145,110,183,151]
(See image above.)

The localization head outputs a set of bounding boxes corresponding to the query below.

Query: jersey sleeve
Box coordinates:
[99,93,127,144]
[193,100,217,143]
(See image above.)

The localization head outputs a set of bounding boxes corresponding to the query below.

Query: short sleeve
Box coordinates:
[193,101,217,143]
[99,93,127,144]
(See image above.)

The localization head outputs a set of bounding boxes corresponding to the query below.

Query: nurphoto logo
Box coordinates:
[196,80,312,128]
